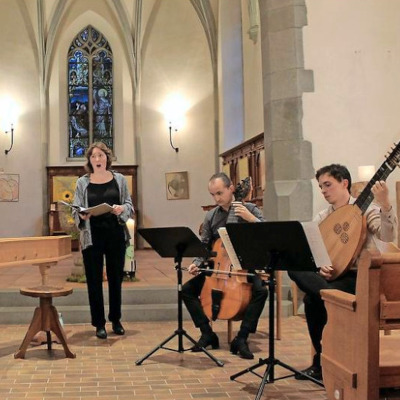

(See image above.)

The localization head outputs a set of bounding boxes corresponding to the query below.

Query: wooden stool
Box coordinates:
[14,262,75,359]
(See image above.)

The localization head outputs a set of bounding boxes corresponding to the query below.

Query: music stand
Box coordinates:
[135,226,224,367]
[226,221,324,400]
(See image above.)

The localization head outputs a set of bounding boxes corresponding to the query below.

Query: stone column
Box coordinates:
[259,0,314,221]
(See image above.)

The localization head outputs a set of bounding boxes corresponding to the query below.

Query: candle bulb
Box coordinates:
[124,218,136,278]
[126,218,135,255]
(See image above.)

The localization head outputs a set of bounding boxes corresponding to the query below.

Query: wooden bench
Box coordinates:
[321,248,400,400]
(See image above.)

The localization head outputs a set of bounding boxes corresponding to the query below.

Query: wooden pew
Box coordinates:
[321,248,400,400]
[0,236,75,359]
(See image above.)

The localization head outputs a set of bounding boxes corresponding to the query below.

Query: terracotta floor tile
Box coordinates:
[0,250,397,399]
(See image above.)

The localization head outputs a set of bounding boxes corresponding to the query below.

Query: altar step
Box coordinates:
[0,285,296,325]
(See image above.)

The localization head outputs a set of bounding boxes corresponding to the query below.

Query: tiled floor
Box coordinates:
[0,250,397,399]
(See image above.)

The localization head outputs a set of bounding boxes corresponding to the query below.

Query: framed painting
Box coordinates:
[165,171,189,200]
[0,174,19,202]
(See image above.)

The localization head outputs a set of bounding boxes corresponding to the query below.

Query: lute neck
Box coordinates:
[354,161,394,214]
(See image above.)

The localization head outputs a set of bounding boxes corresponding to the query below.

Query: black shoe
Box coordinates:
[96,326,107,339]
[191,332,219,352]
[295,365,322,381]
[230,337,254,359]
[112,321,125,335]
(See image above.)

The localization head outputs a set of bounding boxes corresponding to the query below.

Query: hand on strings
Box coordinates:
[187,263,200,276]
[371,180,392,212]
[233,203,258,222]
[318,265,334,281]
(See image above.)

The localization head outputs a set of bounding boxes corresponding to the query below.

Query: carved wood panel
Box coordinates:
[219,133,264,206]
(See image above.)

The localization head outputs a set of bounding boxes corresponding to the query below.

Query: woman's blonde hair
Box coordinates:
[84,142,112,173]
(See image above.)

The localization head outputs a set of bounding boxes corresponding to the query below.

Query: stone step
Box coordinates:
[0,300,294,325]
[0,286,295,324]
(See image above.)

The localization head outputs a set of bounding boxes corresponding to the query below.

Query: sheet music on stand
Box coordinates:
[300,221,332,268]
[225,221,325,400]
[217,227,242,270]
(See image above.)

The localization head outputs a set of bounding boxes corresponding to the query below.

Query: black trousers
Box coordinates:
[82,224,126,328]
[288,270,357,364]
[182,273,268,334]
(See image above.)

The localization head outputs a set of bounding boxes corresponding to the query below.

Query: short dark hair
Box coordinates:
[84,142,113,173]
[209,172,232,188]
[315,164,352,193]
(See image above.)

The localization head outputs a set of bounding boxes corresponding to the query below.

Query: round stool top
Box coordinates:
[20,286,73,298]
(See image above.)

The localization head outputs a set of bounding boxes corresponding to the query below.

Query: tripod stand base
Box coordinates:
[135,329,224,367]
[230,357,324,400]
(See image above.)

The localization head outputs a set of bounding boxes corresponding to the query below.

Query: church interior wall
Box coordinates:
[1,0,400,240]
[303,0,400,216]
[47,5,136,166]
[218,0,245,151]
[0,1,43,237]
[241,0,264,140]
[138,0,216,235]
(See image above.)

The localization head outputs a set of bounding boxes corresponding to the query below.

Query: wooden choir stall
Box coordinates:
[321,245,400,400]
[0,236,75,359]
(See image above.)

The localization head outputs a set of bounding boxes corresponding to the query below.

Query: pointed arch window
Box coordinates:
[68,26,113,158]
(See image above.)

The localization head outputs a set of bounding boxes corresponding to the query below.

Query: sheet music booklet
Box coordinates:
[219,221,332,270]
[59,201,113,217]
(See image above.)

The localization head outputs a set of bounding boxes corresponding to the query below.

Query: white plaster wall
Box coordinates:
[0,1,42,237]
[47,2,136,166]
[218,0,245,151]
[241,0,264,140]
[139,0,215,236]
[303,0,400,216]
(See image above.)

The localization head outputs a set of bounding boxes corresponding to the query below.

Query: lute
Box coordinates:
[319,142,400,280]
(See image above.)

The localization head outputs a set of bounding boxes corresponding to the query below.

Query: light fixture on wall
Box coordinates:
[162,93,189,153]
[0,97,19,155]
[4,124,14,155]
[168,122,179,153]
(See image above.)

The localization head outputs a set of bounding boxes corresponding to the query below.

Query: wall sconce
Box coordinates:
[4,124,14,155]
[0,97,18,155]
[162,93,189,153]
[168,122,179,153]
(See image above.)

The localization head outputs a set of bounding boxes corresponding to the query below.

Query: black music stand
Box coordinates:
[226,221,324,400]
[135,227,224,367]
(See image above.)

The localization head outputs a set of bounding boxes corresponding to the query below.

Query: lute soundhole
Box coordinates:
[334,224,342,234]
[340,233,349,244]
[333,221,351,244]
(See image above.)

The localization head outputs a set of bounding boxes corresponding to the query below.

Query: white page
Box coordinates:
[301,221,332,269]
[217,227,242,270]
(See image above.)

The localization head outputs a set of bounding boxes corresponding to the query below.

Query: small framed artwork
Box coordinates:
[0,174,19,202]
[166,171,189,200]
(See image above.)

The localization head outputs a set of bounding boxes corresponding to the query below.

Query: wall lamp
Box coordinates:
[168,122,179,153]
[4,124,14,155]
[162,93,188,153]
[0,97,18,155]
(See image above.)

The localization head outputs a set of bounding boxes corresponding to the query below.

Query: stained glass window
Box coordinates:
[68,26,113,158]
